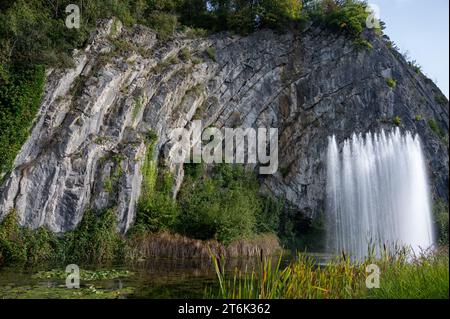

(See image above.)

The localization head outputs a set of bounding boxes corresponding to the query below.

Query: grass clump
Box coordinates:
[206,47,216,62]
[393,116,401,126]
[179,47,192,62]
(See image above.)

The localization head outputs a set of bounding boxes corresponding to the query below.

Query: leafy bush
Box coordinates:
[177,165,261,243]
[386,77,397,89]
[64,208,122,265]
[393,116,401,126]
[312,0,370,38]
[0,210,62,265]
[0,208,123,266]
[135,192,179,233]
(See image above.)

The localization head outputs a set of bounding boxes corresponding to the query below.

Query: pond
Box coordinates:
[0,253,332,299]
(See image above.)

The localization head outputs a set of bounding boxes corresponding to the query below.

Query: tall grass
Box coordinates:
[207,247,449,299]
[363,248,449,299]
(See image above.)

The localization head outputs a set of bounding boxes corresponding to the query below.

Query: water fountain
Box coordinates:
[326,128,434,260]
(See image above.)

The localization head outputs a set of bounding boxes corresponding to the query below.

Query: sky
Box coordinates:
[370,0,449,97]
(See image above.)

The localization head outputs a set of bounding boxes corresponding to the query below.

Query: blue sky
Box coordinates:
[370,0,449,97]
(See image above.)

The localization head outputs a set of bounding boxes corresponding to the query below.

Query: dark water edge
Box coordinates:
[0,253,332,299]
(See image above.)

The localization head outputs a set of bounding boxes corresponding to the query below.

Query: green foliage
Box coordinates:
[311,0,370,38]
[428,119,444,138]
[353,38,373,50]
[408,60,422,74]
[146,11,178,40]
[132,131,179,234]
[179,47,192,61]
[433,199,449,245]
[386,77,397,89]
[135,192,179,233]
[0,65,45,174]
[64,209,122,265]
[177,164,261,243]
[255,196,283,234]
[415,114,422,121]
[393,116,401,126]
[0,210,62,265]
[206,47,216,61]
[435,94,448,106]
[132,95,144,121]
[364,252,449,299]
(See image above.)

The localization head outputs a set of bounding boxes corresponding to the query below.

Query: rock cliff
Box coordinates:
[0,19,448,233]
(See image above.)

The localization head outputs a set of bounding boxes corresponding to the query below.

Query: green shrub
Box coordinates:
[313,0,370,38]
[64,208,122,265]
[0,211,27,264]
[0,210,63,265]
[177,165,260,243]
[145,11,178,40]
[135,192,179,233]
[386,77,397,89]
[393,116,401,126]
[428,119,444,137]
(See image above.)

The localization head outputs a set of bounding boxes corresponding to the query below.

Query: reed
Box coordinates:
[124,231,281,263]
[207,246,449,299]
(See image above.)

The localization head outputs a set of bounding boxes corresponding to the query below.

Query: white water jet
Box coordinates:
[326,128,434,260]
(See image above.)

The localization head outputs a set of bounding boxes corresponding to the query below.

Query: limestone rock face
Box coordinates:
[0,20,448,233]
